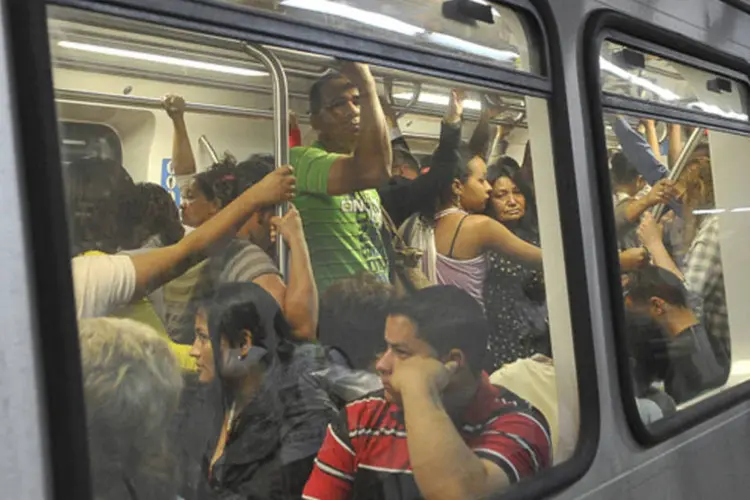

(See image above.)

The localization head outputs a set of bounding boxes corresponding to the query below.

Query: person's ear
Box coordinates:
[445,349,466,371]
[451,179,464,199]
[239,329,253,357]
[650,297,666,316]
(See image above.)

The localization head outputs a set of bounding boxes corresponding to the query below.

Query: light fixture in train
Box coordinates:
[393,91,483,111]
[693,208,726,215]
[57,41,268,77]
[280,0,519,63]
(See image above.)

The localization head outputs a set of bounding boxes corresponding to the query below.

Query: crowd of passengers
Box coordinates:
[71,61,731,500]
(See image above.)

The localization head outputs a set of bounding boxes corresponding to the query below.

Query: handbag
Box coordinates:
[379,205,432,296]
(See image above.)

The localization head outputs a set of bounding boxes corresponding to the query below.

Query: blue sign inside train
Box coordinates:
[161,158,181,208]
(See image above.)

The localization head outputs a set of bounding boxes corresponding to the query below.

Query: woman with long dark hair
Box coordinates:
[400,91,542,308]
[189,282,338,499]
[482,159,549,371]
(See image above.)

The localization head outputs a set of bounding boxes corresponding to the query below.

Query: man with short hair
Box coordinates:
[625,265,728,404]
[292,62,392,293]
[303,286,551,500]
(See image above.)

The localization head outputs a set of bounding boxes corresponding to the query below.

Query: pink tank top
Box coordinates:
[435,209,488,308]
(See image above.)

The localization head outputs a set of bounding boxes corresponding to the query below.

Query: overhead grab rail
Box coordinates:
[241,42,290,280]
[384,77,422,119]
[652,125,704,221]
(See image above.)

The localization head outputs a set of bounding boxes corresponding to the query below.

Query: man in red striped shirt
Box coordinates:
[303,286,552,500]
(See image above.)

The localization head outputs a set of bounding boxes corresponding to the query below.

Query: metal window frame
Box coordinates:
[583,8,750,447]
[5,0,601,497]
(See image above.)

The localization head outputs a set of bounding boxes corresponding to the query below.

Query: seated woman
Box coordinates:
[188,282,340,499]
[482,159,549,370]
[78,317,183,500]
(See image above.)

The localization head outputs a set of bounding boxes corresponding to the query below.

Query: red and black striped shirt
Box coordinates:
[303,374,551,500]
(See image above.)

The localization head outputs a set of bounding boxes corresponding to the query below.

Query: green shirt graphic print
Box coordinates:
[290,142,390,293]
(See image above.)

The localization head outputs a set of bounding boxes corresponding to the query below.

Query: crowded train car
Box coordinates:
[3,0,750,499]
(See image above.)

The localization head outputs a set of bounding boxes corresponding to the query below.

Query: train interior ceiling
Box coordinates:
[49,7,533,183]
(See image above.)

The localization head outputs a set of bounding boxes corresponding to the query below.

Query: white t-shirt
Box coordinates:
[490,355,563,462]
[71,254,137,319]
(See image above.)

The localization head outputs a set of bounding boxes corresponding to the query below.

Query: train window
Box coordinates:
[597,37,750,432]
[59,122,122,166]
[49,3,579,499]
[600,41,748,122]
[216,0,542,74]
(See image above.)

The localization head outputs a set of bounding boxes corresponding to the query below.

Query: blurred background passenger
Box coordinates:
[79,318,183,500]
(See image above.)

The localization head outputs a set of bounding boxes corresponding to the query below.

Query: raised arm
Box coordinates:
[129,167,296,296]
[162,94,196,178]
[643,119,665,164]
[620,178,677,224]
[668,123,684,169]
[638,212,684,279]
[380,90,464,223]
[468,99,506,160]
[269,206,319,340]
[326,62,392,195]
[613,116,669,186]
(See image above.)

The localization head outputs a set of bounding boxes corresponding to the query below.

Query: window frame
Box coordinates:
[8,0,600,497]
[583,8,750,447]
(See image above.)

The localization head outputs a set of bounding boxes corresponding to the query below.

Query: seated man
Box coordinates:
[304,286,551,500]
[625,265,728,404]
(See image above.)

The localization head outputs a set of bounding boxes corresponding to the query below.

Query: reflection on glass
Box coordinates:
[217,0,538,73]
[603,112,746,425]
[600,41,749,122]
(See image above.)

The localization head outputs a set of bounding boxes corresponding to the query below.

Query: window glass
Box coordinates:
[49,5,578,499]
[600,40,749,122]
[58,121,122,166]
[600,43,750,424]
[213,0,542,74]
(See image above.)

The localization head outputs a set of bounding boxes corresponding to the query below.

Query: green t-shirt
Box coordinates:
[291,142,390,292]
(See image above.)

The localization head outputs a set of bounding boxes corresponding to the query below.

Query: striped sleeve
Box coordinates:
[291,145,342,194]
[472,410,552,483]
[303,410,356,500]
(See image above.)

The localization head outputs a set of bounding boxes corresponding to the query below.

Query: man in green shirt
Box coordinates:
[291,62,392,292]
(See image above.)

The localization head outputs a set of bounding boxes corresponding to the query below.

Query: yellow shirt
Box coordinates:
[82,251,197,372]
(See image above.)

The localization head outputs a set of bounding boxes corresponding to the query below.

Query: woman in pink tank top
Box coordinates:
[403,90,544,307]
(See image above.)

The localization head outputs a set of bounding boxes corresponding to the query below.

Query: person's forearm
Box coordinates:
[171,116,197,176]
[282,234,318,340]
[181,190,261,256]
[614,118,669,185]
[622,197,655,224]
[645,240,684,280]
[402,383,495,500]
[353,82,392,184]
[469,113,491,159]
[668,124,683,169]
[644,121,663,163]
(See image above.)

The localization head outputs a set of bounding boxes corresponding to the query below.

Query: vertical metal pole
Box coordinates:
[242,43,290,279]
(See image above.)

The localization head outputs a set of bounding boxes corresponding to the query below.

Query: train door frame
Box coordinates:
[4,0,600,498]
